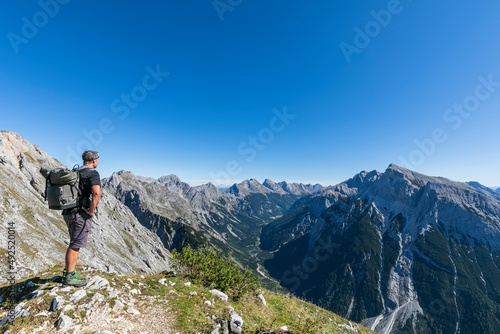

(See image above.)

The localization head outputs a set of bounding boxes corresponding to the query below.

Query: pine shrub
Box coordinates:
[172,246,260,299]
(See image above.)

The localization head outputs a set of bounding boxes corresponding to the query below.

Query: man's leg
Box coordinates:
[62,212,90,286]
[65,247,80,273]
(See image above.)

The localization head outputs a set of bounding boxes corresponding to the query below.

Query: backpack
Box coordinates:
[41,166,81,210]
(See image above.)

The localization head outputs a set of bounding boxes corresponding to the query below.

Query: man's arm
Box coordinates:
[85,185,101,217]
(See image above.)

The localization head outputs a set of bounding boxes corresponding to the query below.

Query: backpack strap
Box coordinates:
[44,171,50,201]
[72,165,83,209]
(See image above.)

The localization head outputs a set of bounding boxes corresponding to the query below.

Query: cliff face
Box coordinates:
[262,164,500,334]
[101,171,322,271]
[0,131,170,282]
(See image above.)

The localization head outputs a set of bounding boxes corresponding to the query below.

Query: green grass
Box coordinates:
[141,273,375,334]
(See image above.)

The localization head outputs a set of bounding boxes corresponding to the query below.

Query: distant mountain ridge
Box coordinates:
[101,170,323,273]
[226,178,321,197]
[261,163,500,334]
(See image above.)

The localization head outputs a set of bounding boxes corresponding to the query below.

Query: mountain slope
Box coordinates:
[262,164,500,334]
[102,172,322,274]
[0,131,170,282]
[0,264,376,334]
[102,171,268,272]
[227,178,321,220]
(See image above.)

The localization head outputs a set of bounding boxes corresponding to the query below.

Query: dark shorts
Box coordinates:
[63,211,92,249]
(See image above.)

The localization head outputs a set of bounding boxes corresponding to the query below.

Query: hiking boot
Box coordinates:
[62,270,88,287]
[62,268,81,278]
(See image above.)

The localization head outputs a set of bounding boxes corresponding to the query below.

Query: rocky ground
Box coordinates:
[0,266,372,334]
[0,266,175,334]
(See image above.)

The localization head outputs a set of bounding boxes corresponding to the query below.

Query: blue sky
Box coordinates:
[1,0,500,187]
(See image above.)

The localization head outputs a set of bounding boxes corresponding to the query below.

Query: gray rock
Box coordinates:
[50,297,64,312]
[209,289,228,302]
[0,302,26,325]
[19,309,30,317]
[55,314,75,331]
[83,293,105,310]
[86,276,110,290]
[107,289,118,299]
[34,311,49,317]
[222,320,229,334]
[62,305,74,313]
[48,287,60,296]
[126,307,140,315]
[28,289,44,300]
[211,323,221,334]
[257,293,267,307]
[70,289,87,303]
[230,312,243,334]
[112,300,124,312]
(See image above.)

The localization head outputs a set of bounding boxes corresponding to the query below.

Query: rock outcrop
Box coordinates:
[0,131,170,283]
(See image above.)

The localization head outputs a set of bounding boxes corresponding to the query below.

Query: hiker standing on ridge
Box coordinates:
[61,150,101,286]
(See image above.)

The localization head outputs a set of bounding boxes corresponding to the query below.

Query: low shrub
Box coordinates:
[172,246,260,299]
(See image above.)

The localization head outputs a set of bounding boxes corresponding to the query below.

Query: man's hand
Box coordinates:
[84,208,94,217]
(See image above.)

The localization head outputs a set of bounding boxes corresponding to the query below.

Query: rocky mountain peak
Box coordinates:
[158,174,181,183]
[227,178,271,197]
[157,174,191,196]
[262,164,500,334]
[191,182,223,200]
[263,179,287,194]
[467,181,500,201]
[0,130,63,196]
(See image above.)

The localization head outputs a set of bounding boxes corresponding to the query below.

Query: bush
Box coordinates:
[172,246,260,299]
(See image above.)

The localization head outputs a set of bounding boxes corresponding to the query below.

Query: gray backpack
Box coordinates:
[41,166,81,210]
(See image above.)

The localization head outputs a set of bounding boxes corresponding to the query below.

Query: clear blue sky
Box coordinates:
[1,0,500,187]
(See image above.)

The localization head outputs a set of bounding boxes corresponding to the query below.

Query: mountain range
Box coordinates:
[261,164,500,333]
[2,130,500,333]
[101,168,321,274]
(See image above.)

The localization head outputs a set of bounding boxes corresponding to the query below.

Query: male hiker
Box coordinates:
[62,150,101,286]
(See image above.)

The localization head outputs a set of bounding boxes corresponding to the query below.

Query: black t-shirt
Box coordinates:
[62,166,100,215]
[79,166,101,199]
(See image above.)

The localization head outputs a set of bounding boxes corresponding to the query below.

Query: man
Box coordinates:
[61,150,101,286]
